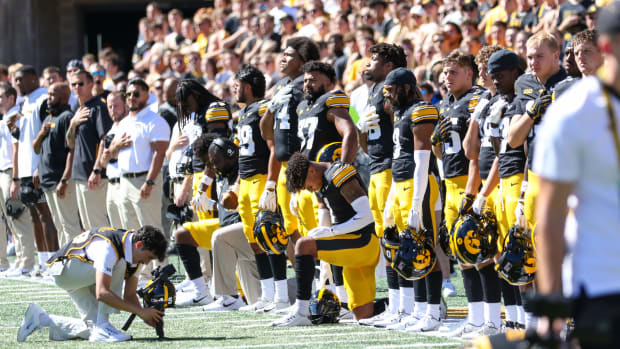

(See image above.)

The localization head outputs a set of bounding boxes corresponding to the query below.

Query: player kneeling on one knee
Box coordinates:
[271,153,380,327]
[17,225,167,342]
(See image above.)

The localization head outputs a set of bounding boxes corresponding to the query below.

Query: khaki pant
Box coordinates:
[120,174,164,279]
[105,180,124,229]
[211,222,261,305]
[48,258,125,340]
[0,170,35,269]
[44,180,81,247]
[75,179,108,230]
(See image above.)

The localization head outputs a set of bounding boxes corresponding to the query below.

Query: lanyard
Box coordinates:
[601,85,620,205]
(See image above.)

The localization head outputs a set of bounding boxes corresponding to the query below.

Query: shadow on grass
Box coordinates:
[131,336,252,342]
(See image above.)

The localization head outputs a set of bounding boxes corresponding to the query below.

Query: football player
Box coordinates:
[355,44,408,326]
[234,65,290,313]
[430,50,486,337]
[506,32,567,329]
[381,68,443,332]
[259,37,320,247]
[272,153,379,326]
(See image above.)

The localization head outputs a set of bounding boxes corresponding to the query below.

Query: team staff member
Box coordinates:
[32,83,80,247]
[380,68,443,332]
[357,43,408,327]
[66,69,113,230]
[275,153,379,326]
[234,65,290,313]
[17,226,167,342]
[0,83,30,273]
[430,50,486,337]
[99,91,128,228]
[260,37,320,245]
[535,4,620,347]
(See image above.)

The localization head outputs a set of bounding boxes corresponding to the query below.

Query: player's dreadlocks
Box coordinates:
[369,43,408,69]
[175,79,221,129]
[285,152,311,192]
[193,133,217,160]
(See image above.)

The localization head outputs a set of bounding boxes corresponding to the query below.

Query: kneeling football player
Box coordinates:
[272,153,380,326]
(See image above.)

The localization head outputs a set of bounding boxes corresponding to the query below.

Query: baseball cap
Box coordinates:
[384,67,417,88]
[410,5,425,16]
[66,59,84,71]
[597,0,620,34]
[422,0,437,6]
[487,49,520,74]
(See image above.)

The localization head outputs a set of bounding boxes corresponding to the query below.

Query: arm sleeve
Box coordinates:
[412,150,431,210]
[329,196,374,235]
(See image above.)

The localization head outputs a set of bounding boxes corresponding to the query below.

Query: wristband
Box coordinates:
[265,180,276,190]
[201,175,214,187]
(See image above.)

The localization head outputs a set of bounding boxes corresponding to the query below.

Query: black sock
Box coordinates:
[386,265,399,290]
[478,264,501,303]
[449,261,455,274]
[520,291,532,313]
[295,255,315,301]
[176,244,202,280]
[516,288,523,305]
[414,278,427,303]
[331,265,344,286]
[500,279,517,306]
[255,253,273,280]
[425,271,443,304]
[398,274,414,288]
[268,253,287,281]
[462,268,483,302]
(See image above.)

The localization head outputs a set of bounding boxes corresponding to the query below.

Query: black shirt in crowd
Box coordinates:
[38,103,73,190]
[72,96,113,181]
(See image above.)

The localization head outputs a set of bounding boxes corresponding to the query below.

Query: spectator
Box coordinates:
[165,9,185,50]
[89,63,110,100]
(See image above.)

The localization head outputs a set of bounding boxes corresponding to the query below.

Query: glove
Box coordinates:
[515,199,527,229]
[192,191,217,213]
[383,202,395,227]
[258,180,277,211]
[472,194,487,215]
[289,192,298,216]
[358,107,380,133]
[267,85,293,112]
[488,98,508,125]
[526,94,552,121]
[406,206,421,229]
[459,193,475,216]
[430,117,451,145]
[308,226,334,239]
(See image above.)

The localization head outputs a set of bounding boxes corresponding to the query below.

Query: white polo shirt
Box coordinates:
[84,231,135,276]
[533,77,620,298]
[0,106,19,171]
[116,107,170,174]
[17,87,47,178]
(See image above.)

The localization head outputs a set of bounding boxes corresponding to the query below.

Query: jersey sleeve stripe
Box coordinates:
[411,105,439,123]
[332,165,357,187]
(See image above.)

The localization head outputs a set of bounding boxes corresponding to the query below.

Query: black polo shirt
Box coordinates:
[72,96,112,181]
[39,104,73,190]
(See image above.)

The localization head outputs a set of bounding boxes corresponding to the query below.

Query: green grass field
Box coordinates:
[0,256,470,348]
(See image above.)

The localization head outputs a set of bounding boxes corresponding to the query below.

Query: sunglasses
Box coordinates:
[71,82,85,87]
[463,5,476,12]
[153,85,163,90]
[92,71,105,77]
[126,91,141,98]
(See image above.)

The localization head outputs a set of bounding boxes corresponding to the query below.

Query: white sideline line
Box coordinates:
[296,331,397,338]
[0,284,55,290]
[365,343,462,349]
[26,295,69,300]
[196,338,462,348]
[166,310,209,315]
[7,290,65,295]
[167,316,274,324]
[0,299,66,305]
[262,326,376,333]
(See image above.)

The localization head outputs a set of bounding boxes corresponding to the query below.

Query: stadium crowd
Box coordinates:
[3,0,619,347]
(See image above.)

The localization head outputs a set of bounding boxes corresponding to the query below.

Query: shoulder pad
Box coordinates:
[258,100,269,116]
[325,91,350,109]
[411,102,439,124]
[329,162,358,188]
[467,87,486,112]
[205,101,231,123]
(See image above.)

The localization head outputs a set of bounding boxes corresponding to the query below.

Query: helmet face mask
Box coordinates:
[392,227,436,280]
[496,225,536,285]
[253,210,288,254]
[451,213,498,266]
[309,288,341,324]
[381,225,400,264]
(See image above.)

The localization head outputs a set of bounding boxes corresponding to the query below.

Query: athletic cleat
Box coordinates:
[374,312,406,328]
[17,303,46,342]
[239,297,272,312]
[271,312,312,327]
[203,295,245,312]
[462,321,501,339]
[386,313,419,330]
[442,279,457,297]
[261,300,290,314]
[3,268,32,278]
[441,321,483,337]
[274,303,296,315]
[358,309,390,326]
[338,307,354,320]
[89,321,132,342]
[405,314,441,332]
[175,288,213,307]
[175,279,194,292]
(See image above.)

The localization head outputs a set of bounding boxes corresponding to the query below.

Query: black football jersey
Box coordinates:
[496,94,527,178]
[215,166,241,226]
[365,81,393,174]
[438,87,485,178]
[476,91,497,180]
[273,75,304,162]
[552,76,579,101]
[317,162,369,227]
[296,90,350,161]
[392,100,440,182]
[191,101,233,172]
[237,100,269,179]
[514,69,567,170]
